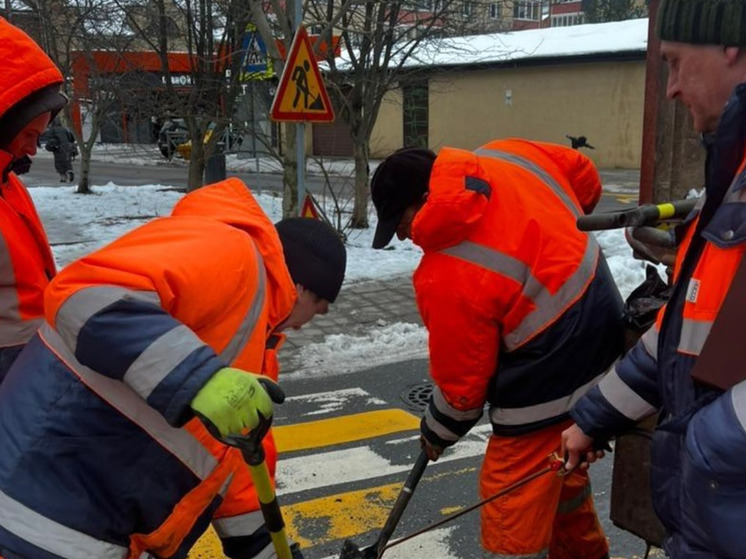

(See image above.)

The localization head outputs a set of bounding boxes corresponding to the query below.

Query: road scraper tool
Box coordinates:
[339,446,611,559]
[340,450,429,559]
[341,446,609,559]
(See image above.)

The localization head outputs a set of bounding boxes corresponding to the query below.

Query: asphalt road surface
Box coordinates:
[190,359,664,559]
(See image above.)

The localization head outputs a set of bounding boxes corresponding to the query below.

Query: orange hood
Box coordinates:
[0,17,64,121]
[412,139,601,252]
[171,178,296,327]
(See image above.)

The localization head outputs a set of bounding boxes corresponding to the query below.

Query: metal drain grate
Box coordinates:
[401,382,433,412]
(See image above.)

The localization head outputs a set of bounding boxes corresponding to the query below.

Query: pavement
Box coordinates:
[279,274,421,372]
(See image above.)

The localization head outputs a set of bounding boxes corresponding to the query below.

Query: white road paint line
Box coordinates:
[277,429,490,495]
[318,527,460,559]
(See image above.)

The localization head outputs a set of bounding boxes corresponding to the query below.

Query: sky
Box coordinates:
[31,174,661,381]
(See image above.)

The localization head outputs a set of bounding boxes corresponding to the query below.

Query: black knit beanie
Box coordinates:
[0,84,67,149]
[657,0,746,45]
[275,217,347,303]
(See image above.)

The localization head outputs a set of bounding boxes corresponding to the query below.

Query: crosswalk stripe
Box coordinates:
[274,409,420,452]
[188,395,491,559]
[283,466,478,550]
[277,428,489,495]
[283,481,403,547]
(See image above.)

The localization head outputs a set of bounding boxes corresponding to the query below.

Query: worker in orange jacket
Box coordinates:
[0,178,346,559]
[371,140,624,559]
[0,17,68,378]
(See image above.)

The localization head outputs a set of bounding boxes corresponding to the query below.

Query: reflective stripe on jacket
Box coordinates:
[571,84,746,559]
[0,178,296,559]
[415,139,624,441]
[0,18,62,359]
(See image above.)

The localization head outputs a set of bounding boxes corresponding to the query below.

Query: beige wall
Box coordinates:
[369,88,404,156]
[370,58,646,168]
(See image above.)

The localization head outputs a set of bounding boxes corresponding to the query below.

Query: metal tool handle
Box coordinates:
[374,450,429,558]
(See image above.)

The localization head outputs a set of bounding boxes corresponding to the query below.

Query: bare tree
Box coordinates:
[247,0,470,226]
[119,0,254,191]
[18,0,139,194]
[311,0,470,228]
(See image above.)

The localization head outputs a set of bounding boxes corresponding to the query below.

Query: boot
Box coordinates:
[66,170,74,182]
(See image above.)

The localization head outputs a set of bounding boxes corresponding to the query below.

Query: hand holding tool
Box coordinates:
[222,417,294,559]
[191,367,284,438]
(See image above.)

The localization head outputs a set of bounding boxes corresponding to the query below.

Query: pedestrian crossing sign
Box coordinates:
[240,23,274,81]
[271,26,335,122]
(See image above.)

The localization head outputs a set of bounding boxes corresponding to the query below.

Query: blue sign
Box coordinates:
[241,24,274,80]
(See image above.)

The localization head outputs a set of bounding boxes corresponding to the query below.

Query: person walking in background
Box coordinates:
[0,17,68,379]
[371,140,624,559]
[0,177,346,559]
[43,119,77,182]
[562,0,746,557]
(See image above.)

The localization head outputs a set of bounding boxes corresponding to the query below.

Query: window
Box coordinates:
[403,80,429,149]
[489,2,500,18]
[513,0,541,20]
[462,1,473,16]
[550,12,584,26]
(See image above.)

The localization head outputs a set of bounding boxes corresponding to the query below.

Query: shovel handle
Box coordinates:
[374,450,429,557]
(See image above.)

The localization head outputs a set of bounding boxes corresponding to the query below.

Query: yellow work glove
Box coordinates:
[190,367,285,438]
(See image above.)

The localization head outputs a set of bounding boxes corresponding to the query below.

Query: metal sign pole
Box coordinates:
[294,0,305,215]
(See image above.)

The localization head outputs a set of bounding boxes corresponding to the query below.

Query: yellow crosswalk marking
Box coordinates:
[283,482,403,547]
[188,526,224,558]
[188,409,420,558]
[274,409,420,452]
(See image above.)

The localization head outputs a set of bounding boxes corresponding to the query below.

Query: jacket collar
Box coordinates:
[0,149,13,184]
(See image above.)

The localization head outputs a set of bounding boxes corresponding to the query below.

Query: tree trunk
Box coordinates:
[350,138,370,229]
[76,149,92,194]
[282,123,298,218]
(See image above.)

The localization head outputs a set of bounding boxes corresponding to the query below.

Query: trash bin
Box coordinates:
[204,142,226,185]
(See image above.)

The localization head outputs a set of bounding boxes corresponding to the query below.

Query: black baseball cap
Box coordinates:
[370,147,436,249]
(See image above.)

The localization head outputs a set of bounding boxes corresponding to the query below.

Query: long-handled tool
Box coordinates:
[366,443,611,556]
[340,450,429,559]
[378,453,566,555]
[222,419,294,559]
[576,198,697,231]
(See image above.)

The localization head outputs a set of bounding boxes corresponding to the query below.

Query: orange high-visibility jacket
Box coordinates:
[0,18,61,359]
[0,178,296,559]
[415,139,624,445]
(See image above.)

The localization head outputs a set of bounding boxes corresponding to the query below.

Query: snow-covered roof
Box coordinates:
[336,18,649,70]
[414,18,649,67]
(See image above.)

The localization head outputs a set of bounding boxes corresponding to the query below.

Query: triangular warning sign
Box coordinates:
[271,27,335,123]
[300,194,319,219]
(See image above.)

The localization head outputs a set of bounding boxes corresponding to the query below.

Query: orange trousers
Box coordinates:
[479,420,609,559]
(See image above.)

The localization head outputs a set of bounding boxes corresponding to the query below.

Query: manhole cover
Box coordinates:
[401,382,433,412]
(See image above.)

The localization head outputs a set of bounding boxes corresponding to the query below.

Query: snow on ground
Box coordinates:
[30,182,658,376]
